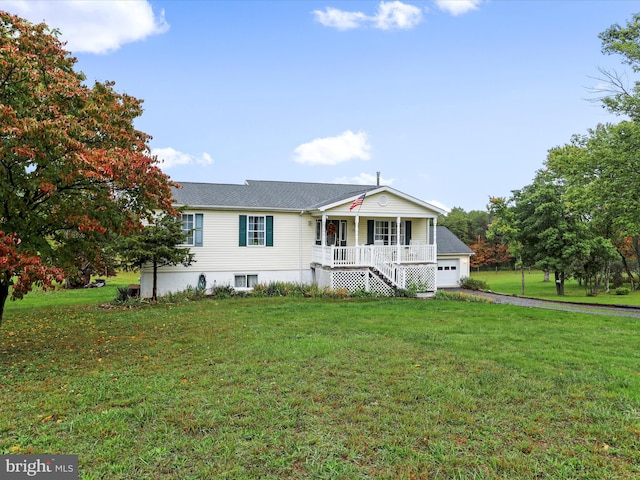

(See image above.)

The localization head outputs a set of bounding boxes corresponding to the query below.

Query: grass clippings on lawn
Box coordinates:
[1,294,640,479]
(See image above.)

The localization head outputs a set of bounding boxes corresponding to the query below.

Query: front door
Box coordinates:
[326,220,347,246]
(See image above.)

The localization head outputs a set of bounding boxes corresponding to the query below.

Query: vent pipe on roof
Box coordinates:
[376,171,380,186]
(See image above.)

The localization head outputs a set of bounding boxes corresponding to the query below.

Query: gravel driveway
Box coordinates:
[448,288,640,319]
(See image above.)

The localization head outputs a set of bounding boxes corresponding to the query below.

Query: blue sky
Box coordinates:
[2,1,638,212]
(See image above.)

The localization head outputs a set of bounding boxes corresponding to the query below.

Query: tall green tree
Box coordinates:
[510,171,586,295]
[439,207,469,243]
[491,171,615,296]
[115,214,195,301]
[565,236,619,296]
[546,122,640,288]
[0,12,176,325]
[487,196,528,295]
[598,13,640,119]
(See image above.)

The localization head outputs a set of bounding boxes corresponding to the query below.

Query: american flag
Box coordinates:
[349,193,366,211]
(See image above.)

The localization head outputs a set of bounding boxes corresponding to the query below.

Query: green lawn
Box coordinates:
[1,277,640,479]
[472,269,640,305]
[3,271,141,314]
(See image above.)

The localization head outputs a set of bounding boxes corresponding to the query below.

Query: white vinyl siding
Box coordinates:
[157,210,315,272]
[330,192,440,217]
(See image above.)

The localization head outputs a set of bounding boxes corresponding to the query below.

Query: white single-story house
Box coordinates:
[139,180,473,297]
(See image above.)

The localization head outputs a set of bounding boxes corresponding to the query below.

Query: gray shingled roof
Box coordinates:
[435,226,474,255]
[172,180,380,210]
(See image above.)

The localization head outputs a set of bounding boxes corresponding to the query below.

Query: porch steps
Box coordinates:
[370,266,397,290]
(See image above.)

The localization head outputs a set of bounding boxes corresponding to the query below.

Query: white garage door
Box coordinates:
[437,259,460,288]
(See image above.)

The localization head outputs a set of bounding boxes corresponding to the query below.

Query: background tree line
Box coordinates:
[438,207,512,272]
[441,13,640,296]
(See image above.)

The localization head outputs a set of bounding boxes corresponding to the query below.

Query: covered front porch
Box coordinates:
[310,213,439,293]
[311,243,436,267]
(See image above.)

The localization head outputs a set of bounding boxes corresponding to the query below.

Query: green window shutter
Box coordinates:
[266,216,274,247]
[194,214,203,246]
[367,220,374,244]
[405,220,412,245]
[239,215,247,246]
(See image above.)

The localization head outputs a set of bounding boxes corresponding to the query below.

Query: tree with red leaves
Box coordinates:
[0,12,177,325]
[469,238,512,271]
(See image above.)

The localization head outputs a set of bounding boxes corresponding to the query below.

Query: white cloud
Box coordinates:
[433,0,482,16]
[374,1,423,30]
[335,173,395,186]
[426,199,450,212]
[312,7,368,31]
[313,1,424,31]
[1,0,169,54]
[152,147,214,170]
[294,131,371,166]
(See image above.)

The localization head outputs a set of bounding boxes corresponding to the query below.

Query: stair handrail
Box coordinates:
[371,248,397,287]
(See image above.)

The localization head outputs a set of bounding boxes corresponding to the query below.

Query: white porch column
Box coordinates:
[396,216,401,264]
[355,215,359,246]
[322,214,327,247]
[433,217,437,262]
[433,217,437,244]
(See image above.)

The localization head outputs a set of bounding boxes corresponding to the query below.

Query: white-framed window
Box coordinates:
[248,215,265,246]
[181,213,203,246]
[235,274,258,288]
[239,215,273,247]
[374,220,406,245]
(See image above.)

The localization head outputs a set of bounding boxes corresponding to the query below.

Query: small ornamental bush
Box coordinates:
[351,288,375,298]
[433,290,493,303]
[210,284,236,299]
[393,288,418,298]
[112,286,143,307]
[615,287,631,296]
[459,276,489,291]
[114,286,133,303]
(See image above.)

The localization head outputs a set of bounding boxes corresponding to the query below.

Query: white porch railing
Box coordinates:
[372,247,397,285]
[311,244,436,268]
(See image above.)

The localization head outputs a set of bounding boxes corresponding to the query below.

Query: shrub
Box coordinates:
[393,287,417,298]
[251,282,311,297]
[301,284,335,298]
[433,290,493,303]
[248,282,356,299]
[210,284,236,299]
[459,276,489,291]
[158,284,208,304]
[615,287,631,296]
[351,287,375,298]
[112,286,143,307]
[114,286,132,303]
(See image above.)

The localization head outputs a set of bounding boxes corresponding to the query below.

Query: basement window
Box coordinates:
[234,274,258,289]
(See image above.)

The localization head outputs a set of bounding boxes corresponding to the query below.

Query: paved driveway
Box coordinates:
[449,289,640,319]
